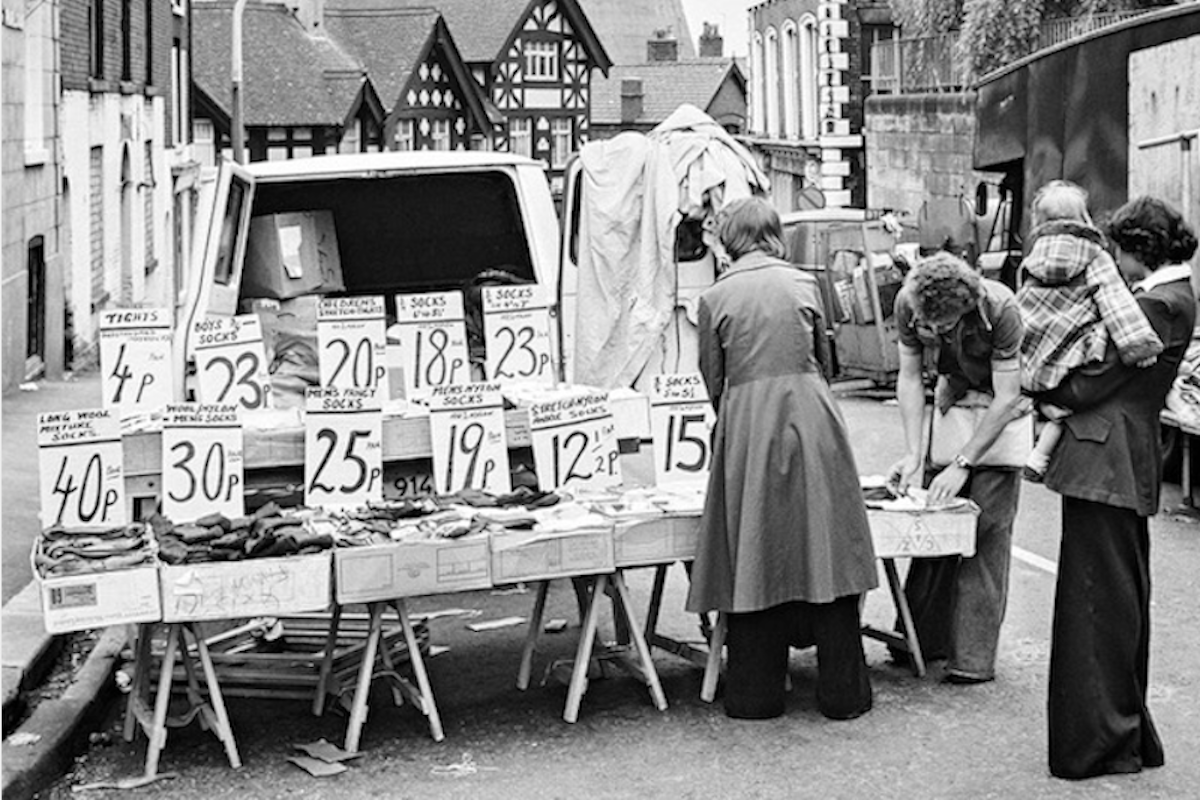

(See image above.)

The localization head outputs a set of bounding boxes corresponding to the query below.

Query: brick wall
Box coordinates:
[61,0,174,94]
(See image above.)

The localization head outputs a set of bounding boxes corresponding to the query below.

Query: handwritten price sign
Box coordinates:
[162,403,244,522]
[428,383,511,495]
[99,308,174,415]
[37,409,127,529]
[394,291,470,400]
[648,373,715,489]
[482,285,555,383]
[304,387,383,510]
[318,295,389,395]
[529,390,622,492]
[193,315,272,411]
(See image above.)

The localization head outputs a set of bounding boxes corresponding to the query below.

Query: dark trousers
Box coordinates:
[724,595,871,720]
[1048,496,1164,779]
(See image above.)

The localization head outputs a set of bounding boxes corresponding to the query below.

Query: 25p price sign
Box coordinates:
[193,315,272,411]
[394,291,470,401]
[162,404,244,522]
[482,284,554,384]
[304,386,383,510]
[99,308,174,416]
[318,295,389,395]
[428,383,511,495]
[37,409,127,529]
[648,373,715,490]
[529,390,623,492]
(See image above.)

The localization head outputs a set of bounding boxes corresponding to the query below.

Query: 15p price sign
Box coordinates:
[99,308,174,416]
[394,291,470,401]
[162,404,244,522]
[318,295,389,395]
[304,386,383,510]
[482,284,554,384]
[648,373,715,490]
[193,315,272,411]
[528,390,622,492]
[37,409,127,529]
[428,383,511,495]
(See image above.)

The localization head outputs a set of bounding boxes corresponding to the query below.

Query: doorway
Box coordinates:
[26,236,46,379]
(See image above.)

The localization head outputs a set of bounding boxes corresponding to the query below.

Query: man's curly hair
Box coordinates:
[1105,196,1198,270]
[906,251,982,322]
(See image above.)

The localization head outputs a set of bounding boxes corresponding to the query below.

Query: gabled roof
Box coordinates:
[591,58,743,125]
[324,3,440,108]
[577,0,694,65]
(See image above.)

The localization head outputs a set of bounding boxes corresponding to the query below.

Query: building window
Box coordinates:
[90,147,106,307]
[394,119,414,151]
[121,0,132,82]
[90,0,105,80]
[24,1,48,151]
[551,117,571,168]
[470,132,492,151]
[509,117,532,158]
[799,17,818,140]
[144,143,155,270]
[340,125,360,154]
[764,27,780,138]
[145,0,153,85]
[169,40,188,146]
[750,33,764,135]
[431,119,450,151]
[523,40,558,81]
[27,237,46,363]
[194,119,215,165]
[782,22,799,140]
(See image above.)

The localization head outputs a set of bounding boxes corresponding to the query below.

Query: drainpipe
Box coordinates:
[231,0,247,163]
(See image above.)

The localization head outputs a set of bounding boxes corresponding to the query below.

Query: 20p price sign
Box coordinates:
[318,295,389,395]
[482,284,555,384]
[529,390,623,492]
[428,383,511,495]
[648,373,715,489]
[162,404,244,522]
[193,315,272,411]
[99,308,174,415]
[304,386,383,510]
[394,291,470,401]
[37,409,127,529]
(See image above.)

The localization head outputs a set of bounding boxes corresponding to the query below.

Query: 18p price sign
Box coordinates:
[162,404,244,522]
[529,390,622,492]
[99,308,174,415]
[482,285,554,383]
[648,373,715,489]
[193,315,272,410]
[304,387,383,510]
[394,291,470,401]
[37,409,127,529]
[318,295,389,395]
[428,383,511,495]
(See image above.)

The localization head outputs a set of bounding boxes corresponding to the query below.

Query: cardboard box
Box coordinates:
[159,551,332,622]
[612,514,701,567]
[868,505,978,559]
[335,536,492,603]
[490,526,614,583]
[243,211,345,300]
[38,566,161,634]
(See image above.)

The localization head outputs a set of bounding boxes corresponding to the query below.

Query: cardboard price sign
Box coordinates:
[648,373,715,489]
[428,383,511,495]
[528,391,622,492]
[482,285,555,383]
[161,403,244,522]
[99,308,174,415]
[304,387,383,510]
[193,315,272,410]
[37,409,127,529]
[394,291,470,400]
[318,295,389,394]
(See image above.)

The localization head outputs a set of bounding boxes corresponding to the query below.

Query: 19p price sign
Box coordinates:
[162,404,244,522]
[428,383,511,495]
[304,387,383,510]
[99,308,174,415]
[193,315,272,411]
[482,285,554,384]
[529,390,622,492]
[648,373,715,489]
[394,291,470,401]
[318,295,389,395]
[37,409,126,529]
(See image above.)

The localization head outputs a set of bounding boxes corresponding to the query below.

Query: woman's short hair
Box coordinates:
[906,252,983,322]
[1105,196,1199,270]
[716,197,786,261]
[1032,180,1093,228]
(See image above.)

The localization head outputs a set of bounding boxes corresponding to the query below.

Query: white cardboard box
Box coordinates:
[38,566,162,634]
[490,526,614,583]
[335,536,492,603]
[612,514,701,567]
[868,505,978,559]
[159,551,332,622]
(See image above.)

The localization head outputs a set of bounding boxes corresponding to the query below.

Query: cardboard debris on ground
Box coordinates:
[428,645,451,657]
[72,773,177,791]
[414,608,481,622]
[543,618,568,633]
[287,755,347,777]
[490,584,529,596]
[293,738,364,763]
[466,616,526,632]
[431,752,498,778]
[6,732,42,746]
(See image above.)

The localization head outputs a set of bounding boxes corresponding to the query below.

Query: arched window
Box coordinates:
[764,27,780,138]
[781,22,799,140]
[751,33,764,135]
[799,16,819,141]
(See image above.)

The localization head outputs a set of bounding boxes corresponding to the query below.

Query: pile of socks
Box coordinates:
[34,522,156,577]
[150,502,334,564]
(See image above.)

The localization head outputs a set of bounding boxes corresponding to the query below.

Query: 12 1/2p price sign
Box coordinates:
[193,315,272,411]
[318,295,389,395]
[394,291,470,401]
[648,373,715,489]
[428,383,511,495]
[161,404,244,522]
[528,390,622,492]
[482,285,554,384]
[304,387,383,510]
[37,409,127,529]
[99,308,174,416]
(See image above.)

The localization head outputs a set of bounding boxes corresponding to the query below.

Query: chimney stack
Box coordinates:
[287,0,325,35]
[646,28,679,62]
[699,22,723,58]
[621,78,644,124]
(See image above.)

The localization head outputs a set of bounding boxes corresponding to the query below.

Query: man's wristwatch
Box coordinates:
[953,453,974,470]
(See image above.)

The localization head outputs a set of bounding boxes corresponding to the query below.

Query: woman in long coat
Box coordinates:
[685,197,877,720]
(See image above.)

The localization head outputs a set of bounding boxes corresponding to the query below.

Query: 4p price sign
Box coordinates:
[648,373,715,489]
[482,284,554,384]
[428,383,511,495]
[529,390,623,492]
[318,296,389,396]
[99,308,174,416]
[193,315,272,411]
[162,404,244,522]
[304,387,383,510]
[37,409,127,529]
[394,291,470,401]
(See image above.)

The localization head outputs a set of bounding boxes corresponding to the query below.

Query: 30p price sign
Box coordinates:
[99,308,174,415]
[482,284,554,384]
[193,315,272,411]
[37,409,127,529]
[318,295,389,395]
[162,403,244,522]
[428,383,511,495]
[648,373,715,489]
[394,291,470,401]
[529,390,622,492]
[304,386,383,510]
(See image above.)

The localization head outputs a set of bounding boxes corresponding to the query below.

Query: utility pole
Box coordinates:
[231,0,248,163]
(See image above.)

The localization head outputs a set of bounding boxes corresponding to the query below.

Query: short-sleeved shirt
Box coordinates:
[895,279,1023,396]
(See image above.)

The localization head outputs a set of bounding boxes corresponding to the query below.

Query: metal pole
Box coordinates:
[231,0,248,164]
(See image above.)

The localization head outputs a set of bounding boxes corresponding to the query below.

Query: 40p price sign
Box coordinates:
[162,404,244,522]
[193,315,272,411]
[648,373,715,489]
[100,308,174,416]
[318,295,389,395]
[304,386,383,510]
[37,409,126,529]
[529,390,622,492]
[428,383,511,495]
[482,284,554,384]
[394,291,470,401]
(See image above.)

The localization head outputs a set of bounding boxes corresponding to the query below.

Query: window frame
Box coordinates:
[523,39,559,82]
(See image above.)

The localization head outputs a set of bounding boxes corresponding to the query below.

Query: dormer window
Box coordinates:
[523,40,558,81]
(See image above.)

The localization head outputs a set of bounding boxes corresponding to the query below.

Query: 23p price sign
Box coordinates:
[428,383,511,495]
[648,373,715,490]
[304,386,383,510]
[193,315,272,411]
[162,404,244,522]
[37,409,127,529]
[394,291,470,401]
[318,296,389,395]
[482,284,554,384]
[99,308,174,416]
[529,390,623,492]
